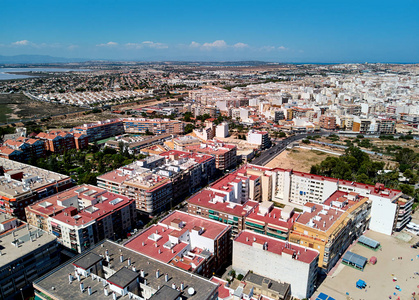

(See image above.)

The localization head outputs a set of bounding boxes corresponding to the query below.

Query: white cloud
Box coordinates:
[68,45,79,50]
[190,40,249,50]
[260,46,276,51]
[233,42,249,48]
[189,41,201,48]
[97,41,118,47]
[125,41,168,49]
[278,46,288,50]
[142,41,168,49]
[12,40,31,46]
[202,40,227,49]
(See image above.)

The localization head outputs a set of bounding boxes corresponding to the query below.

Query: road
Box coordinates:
[251,132,329,166]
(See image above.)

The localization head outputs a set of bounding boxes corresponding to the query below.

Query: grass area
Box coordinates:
[0,93,84,123]
[0,104,13,123]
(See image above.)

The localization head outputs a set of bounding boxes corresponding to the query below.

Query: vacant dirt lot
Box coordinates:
[265,148,340,172]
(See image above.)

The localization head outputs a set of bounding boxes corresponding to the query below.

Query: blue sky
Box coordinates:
[1,0,418,62]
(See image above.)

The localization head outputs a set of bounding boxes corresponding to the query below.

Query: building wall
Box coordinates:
[0,238,60,299]
[369,196,397,235]
[232,239,318,299]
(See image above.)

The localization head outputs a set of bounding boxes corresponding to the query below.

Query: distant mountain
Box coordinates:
[0,55,87,64]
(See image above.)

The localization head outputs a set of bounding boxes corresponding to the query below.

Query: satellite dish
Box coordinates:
[187,287,195,295]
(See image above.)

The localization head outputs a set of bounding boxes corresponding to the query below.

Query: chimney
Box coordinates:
[76,273,81,282]
[156,269,160,278]
[181,282,185,291]
[172,283,176,289]
[105,249,109,256]
[132,265,136,272]
[68,273,73,284]
[112,292,117,300]
[127,257,131,266]
[165,273,169,282]
[106,255,110,262]
[171,249,174,254]
[140,269,145,277]
[87,286,92,295]
[120,254,124,263]
[104,288,109,296]
[80,282,84,293]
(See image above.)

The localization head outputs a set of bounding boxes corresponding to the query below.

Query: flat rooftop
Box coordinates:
[246,206,299,231]
[0,224,57,269]
[234,230,318,264]
[0,158,70,199]
[295,203,344,232]
[28,184,132,224]
[34,240,218,300]
[188,190,258,217]
[124,211,229,264]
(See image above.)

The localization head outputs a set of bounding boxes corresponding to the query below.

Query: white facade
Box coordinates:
[247,131,263,145]
[215,122,229,138]
[270,168,404,236]
[368,195,398,235]
[233,232,318,299]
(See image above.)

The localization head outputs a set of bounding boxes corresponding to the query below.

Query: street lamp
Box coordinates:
[20,288,23,300]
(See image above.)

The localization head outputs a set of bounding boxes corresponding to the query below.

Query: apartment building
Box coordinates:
[185,141,237,171]
[26,184,136,253]
[0,224,61,300]
[319,115,337,130]
[2,138,46,161]
[272,168,405,235]
[122,118,185,135]
[244,201,298,240]
[73,119,124,142]
[247,130,271,149]
[377,118,396,134]
[33,240,219,300]
[35,131,77,154]
[0,158,73,220]
[188,189,259,237]
[0,146,24,161]
[97,151,215,215]
[233,230,319,300]
[124,210,232,277]
[289,191,371,273]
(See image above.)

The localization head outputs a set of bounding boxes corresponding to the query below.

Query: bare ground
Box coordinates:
[265,148,339,172]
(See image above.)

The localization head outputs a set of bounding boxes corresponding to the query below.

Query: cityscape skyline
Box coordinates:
[1,0,418,63]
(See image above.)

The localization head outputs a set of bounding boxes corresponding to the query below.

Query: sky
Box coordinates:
[1,0,418,63]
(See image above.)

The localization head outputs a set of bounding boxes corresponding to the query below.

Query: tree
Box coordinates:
[395,148,417,169]
[184,124,195,134]
[145,129,154,136]
[183,112,193,122]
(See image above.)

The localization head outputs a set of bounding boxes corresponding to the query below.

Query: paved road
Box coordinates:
[252,132,329,166]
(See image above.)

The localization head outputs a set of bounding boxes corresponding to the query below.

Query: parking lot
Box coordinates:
[313,227,419,300]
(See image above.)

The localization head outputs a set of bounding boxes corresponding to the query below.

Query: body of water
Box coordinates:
[0,68,91,80]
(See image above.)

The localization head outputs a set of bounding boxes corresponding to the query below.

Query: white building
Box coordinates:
[215,122,229,138]
[247,130,271,149]
[233,230,319,299]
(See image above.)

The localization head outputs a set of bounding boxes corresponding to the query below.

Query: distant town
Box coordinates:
[1,61,419,300]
